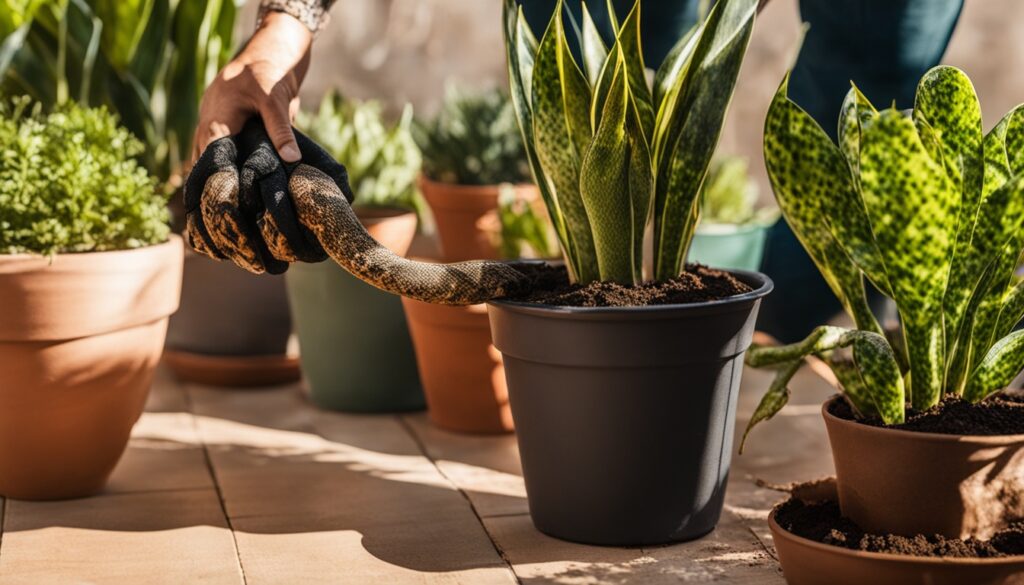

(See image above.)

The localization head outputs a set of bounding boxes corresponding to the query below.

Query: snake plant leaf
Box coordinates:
[613,2,654,139]
[652,24,698,112]
[503,0,574,274]
[858,108,959,409]
[739,359,801,454]
[1005,104,1024,175]
[762,78,883,334]
[837,84,877,179]
[995,277,1024,341]
[580,2,607,87]
[606,0,620,34]
[652,0,756,280]
[627,97,654,282]
[90,0,155,69]
[531,0,599,281]
[964,329,1024,402]
[580,56,634,282]
[981,106,1024,199]
[827,357,879,419]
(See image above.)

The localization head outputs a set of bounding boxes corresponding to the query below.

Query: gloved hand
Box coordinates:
[183,117,353,274]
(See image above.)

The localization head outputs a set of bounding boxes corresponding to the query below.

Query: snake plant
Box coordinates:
[742,66,1024,449]
[502,0,757,284]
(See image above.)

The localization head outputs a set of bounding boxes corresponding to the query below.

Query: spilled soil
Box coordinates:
[775,497,1024,558]
[506,263,752,307]
[830,393,1024,436]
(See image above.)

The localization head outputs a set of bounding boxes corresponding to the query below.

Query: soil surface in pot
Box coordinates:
[775,497,1024,558]
[505,264,751,307]
[830,393,1024,435]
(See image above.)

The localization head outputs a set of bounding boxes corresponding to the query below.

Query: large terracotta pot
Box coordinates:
[402,298,512,434]
[286,207,424,413]
[823,395,1024,539]
[419,175,539,262]
[769,505,1024,585]
[164,249,299,387]
[0,237,184,500]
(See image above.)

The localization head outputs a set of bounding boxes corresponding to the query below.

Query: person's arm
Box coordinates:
[191,1,336,164]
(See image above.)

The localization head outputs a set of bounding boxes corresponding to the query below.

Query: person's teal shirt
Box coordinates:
[518,0,963,342]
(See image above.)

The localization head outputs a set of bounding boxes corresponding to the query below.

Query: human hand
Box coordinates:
[191,11,313,166]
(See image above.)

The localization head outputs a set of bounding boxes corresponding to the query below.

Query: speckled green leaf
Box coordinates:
[837,84,877,181]
[762,78,882,334]
[995,278,1024,341]
[652,0,756,279]
[580,56,633,282]
[1006,106,1024,175]
[652,23,698,112]
[858,109,958,409]
[981,107,1022,199]
[964,329,1024,402]
[626,96,654,282]
[531,0,598,282]
[612,2,654,139]
[739,359,800,454]
[503,1,574,275]
[580,2,607,87]
[827,357,879,418]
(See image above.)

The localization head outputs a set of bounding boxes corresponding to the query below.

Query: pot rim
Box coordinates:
[0,234,181,265]
[418,173,537,194]
[488,268,773,318]
[822,395,1024,443]
[768,506,1024,566]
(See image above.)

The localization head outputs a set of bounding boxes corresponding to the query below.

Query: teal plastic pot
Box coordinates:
[285,207,424,413]
[687,222,772,272]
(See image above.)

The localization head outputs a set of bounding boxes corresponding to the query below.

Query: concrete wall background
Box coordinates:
[238,0,1024,204]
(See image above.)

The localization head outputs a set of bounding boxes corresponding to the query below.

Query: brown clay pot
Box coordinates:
[402,297,512,434]
[0,237,184,500]
[419,175,539,261]
[823,395,1024,539]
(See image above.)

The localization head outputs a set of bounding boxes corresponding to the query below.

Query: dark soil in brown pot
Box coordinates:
[830,393,1024,435]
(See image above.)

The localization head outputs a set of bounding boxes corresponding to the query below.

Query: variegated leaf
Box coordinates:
[612,1,654,139]
[580,2,607,88]
[858,109,958,409]
[964,329,1024,402]
[739,359,800,454]
[652,23,699,112]
[652,0,756,279]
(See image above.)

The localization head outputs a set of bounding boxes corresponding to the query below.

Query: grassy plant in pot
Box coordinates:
[745,66,1024,584]
[687,155,778,271]
[404,86,556,434]
[0,98,181,500]
[497,0,770,545]
[290,93,425,412]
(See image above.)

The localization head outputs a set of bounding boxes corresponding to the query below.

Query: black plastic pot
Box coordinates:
[487,270,773,546]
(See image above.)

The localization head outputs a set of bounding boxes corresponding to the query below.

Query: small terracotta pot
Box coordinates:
[823,395,1024,539]
[287,207,424,413]
[419,175,539,261]
[0,237,184,500]
[402,298,512,434]
[769,503,1024,585]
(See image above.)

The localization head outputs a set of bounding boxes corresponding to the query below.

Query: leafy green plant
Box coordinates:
[0,97,170,255]
[495,184,558,259]
[415,85,532,186]
[296,90,423,213]
[1,0,239,184]
[742,66,1024,448]
[503,0,757,284]
[698,155,777,226]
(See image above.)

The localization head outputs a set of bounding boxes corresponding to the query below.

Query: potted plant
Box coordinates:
[403,87,557,434]
[745,66,1024,583]
[491,0,769,545]
[289,92,425,412]
[687,155,778,271]
[0,98,182,500]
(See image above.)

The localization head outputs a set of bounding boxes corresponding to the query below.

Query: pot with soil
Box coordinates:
[164,248,298,387]
[286,206,424,412]
[745,66,1024,581]
[0,101,182,499]
[406,86,558,433]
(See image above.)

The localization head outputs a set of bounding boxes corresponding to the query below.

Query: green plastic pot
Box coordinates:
[285,208,424,413]
[687,222,772,272]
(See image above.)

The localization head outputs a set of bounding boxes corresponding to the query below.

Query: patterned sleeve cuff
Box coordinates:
[257,0,334,34]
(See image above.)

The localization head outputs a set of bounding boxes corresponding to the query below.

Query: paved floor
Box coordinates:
[0,362,838,584]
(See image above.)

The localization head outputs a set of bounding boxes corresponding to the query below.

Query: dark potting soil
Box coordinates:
[774,497,1024,558]
[829,393,1024,436]
[505,263,752,307]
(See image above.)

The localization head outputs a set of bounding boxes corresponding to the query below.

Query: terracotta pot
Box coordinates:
[419,175,539,261]
[769,502,1024,585]
[286,207,424,413]
[823,395,1024,539]
[402,298,512,434]
[0,237,184,500]
[488,269,773,545]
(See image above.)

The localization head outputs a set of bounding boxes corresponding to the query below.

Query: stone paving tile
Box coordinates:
[401,415,527,518]
[187,383,517,585]
[0,489,243,585]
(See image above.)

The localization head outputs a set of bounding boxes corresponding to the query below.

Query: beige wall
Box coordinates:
[239,0,1024,203]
